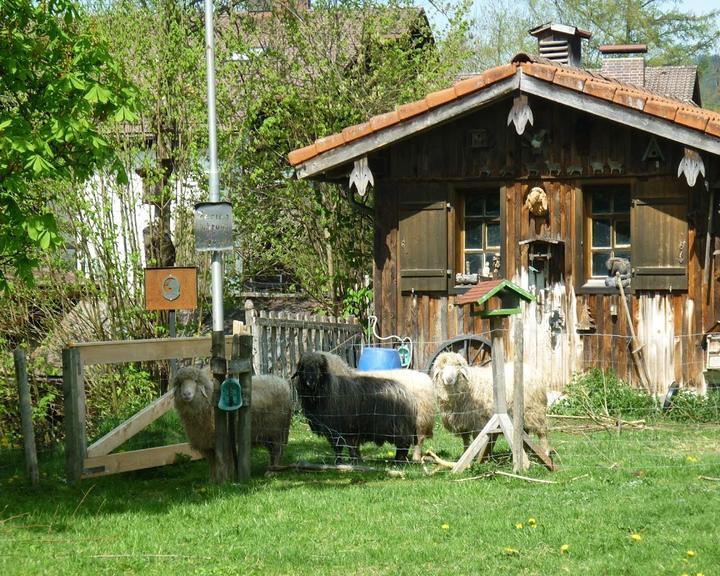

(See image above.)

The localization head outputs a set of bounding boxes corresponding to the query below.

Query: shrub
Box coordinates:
[551,368,659,420]
[664,388,720,423]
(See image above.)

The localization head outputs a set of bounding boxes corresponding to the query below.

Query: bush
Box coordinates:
[664,388,720,423]
[551,368,659,421]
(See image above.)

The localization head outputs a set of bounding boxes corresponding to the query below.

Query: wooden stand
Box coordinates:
[452,279,555,475]
[451,317,555,473]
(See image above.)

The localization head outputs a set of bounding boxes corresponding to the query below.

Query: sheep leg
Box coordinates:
[268,441,284,467]
[348,443,362,465]
[394,446,409,463]
[412,435,425,461]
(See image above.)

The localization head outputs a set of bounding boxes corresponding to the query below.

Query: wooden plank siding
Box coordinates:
[371,96,716,393]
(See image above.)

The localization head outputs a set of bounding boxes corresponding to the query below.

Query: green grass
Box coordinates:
[1,419,719,576]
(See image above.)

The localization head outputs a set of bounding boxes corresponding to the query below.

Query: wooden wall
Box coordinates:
[372,96,718,393]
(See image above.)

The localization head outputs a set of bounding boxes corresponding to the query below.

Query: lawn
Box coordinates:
[0,417,718,575]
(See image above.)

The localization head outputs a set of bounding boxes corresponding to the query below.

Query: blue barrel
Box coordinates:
[357,347,402,371]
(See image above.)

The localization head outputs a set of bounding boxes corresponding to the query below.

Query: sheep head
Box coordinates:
[294,352,328,393]
[431,352,470,390]
[173,366,211,404]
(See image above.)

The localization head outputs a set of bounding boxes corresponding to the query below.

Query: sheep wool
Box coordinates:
[431,352,550,455]
[293,351,417,464]
[172,366,293,472]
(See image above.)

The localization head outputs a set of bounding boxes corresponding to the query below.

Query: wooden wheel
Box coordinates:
[424,334,492,374]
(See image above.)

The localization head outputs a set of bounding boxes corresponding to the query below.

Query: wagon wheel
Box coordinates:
[424,334,492,374]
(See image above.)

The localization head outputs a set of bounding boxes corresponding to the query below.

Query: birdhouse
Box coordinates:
[456,279,534,317]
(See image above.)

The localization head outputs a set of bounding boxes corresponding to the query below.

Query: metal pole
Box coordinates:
[204,0,224,333]
[204,0,230,482]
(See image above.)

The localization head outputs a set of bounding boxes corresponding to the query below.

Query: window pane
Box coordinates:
[592,252,609,276]
[614,189,631,212]
[592,191,612,214]
[486,222,501,248]
[592,219,611,248]
[464,252,484,275]
[465,220,483,249]
[615,219,631,246]
[485,194,500,216]
[465,197,484,217]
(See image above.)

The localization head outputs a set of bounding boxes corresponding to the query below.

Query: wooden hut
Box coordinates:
[288,23,720,395]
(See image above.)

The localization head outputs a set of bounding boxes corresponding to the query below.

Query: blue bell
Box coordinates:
[218,377,243,411]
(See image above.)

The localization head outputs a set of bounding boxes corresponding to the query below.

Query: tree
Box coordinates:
[528,0,720,66]
[0,0,137,291]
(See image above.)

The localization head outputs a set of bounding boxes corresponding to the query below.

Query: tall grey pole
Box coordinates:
[204,0,231,482]
[204,0,224,331]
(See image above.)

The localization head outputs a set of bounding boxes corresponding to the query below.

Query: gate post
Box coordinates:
[62,347,86,482]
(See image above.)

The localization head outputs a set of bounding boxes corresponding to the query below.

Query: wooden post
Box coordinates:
[703,183,715,291]
[168,309,178,383]
[212,331,230,483]
[245,299,259,374]
[231,332,253,482]
[14,349,39,487]
[62,347,86,482]
[512,316,529,472]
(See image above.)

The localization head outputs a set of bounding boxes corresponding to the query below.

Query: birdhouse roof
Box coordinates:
[456,279,534,307]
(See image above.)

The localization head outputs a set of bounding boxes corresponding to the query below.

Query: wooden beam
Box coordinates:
[73,336,234,366]
[521,75,720,156]
[81,443,202,478]
[86,389,176,458]
[295,76,521,179]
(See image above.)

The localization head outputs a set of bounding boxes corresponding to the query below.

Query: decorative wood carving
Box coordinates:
[608,160,623,175]
[590,160,605,175]
[567,164,583,176]
[507,94,534,135]
[677,148,705,187]
[349,156,374,197]
[576,300,596,332]
[525,187,548,217]
[545,162,561,176]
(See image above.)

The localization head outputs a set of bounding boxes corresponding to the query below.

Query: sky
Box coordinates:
[418,0,720,32]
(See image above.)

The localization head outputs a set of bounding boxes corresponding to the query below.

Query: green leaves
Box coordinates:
[0,0,138,289]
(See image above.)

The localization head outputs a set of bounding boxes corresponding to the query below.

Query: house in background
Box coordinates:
[288,23,720,395]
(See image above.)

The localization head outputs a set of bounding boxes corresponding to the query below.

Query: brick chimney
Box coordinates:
[529,23,592,68]
[599,44,647,87]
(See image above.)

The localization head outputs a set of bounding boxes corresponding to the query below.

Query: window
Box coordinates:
[587,186,631,278]
[460,191,501,277]
[576,182,688,292]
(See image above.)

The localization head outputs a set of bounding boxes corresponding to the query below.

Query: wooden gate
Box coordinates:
[63,335,237,481]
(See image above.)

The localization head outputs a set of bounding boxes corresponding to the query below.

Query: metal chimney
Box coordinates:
[529,23,592,68]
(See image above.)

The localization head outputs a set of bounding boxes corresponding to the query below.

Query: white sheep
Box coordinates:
[317,352,436,461]
[360,369,436,461]
[430,352,550,456]
[172,366,293,473]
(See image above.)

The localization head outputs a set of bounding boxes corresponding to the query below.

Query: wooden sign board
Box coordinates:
[144,267,198,311]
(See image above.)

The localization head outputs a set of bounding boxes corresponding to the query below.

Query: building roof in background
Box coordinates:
[644,66,699,103]
[288,53,720,176]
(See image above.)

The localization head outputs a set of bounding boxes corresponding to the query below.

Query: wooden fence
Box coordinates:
[62,334,249,481]
[244,302,364,378]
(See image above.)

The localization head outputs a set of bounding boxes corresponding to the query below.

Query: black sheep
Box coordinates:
[293,352,417,464]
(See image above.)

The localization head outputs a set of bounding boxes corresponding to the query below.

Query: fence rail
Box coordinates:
[245,303,363,379]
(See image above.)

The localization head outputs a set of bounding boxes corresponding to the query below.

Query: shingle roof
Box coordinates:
[644,66,698,103]
[288,54,720,168]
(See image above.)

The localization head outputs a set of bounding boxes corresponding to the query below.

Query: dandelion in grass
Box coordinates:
[560,544,570,554]
[687,550,696,558]
[503,547,519,555]
[441,523,449,530]
[515,522,524,529]
[387,450,395,458]
[630,532,642,542]
[528,517,537,528]
[686,456,698,463]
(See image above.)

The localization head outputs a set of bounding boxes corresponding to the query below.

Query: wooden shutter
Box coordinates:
[399,186,448,292]
[631,196,688,291]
